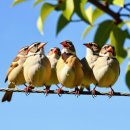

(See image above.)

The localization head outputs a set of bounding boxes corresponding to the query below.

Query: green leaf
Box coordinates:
[94,20,114,47]
[33,0,43,7]
[37,3,55,34]
[113,0,124,7]
[110,26,127,63]
[124,21,130,28]
[92,7,104,23]
[12,0,27,7]
[85,6,93,24]
[74,0,90,24]
[126,62,130,89]
[82,25,93,39]
[56,14,69,35]
[63,0,74,20]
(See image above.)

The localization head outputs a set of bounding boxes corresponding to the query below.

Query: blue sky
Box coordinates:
[0,1,130,130]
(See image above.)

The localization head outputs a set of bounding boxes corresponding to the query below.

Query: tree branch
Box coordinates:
[88,0,122,24]
[0,88,130,96]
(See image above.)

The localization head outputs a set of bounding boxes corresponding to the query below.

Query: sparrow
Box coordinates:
[45,47,61,95]
[92,44,120,97]
[56,40,84,96]
[2,46,29,102]
[23,42,51,92]
[80,42,100,91]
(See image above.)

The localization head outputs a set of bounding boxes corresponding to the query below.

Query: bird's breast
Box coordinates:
[58,64,75,88]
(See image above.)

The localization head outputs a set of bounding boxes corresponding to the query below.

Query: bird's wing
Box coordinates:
[5,56,19,82]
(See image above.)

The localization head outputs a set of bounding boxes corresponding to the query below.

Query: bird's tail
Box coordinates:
[1,83,15,102]
[1,91,13,102]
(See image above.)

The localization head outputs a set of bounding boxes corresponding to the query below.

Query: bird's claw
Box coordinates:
[44,88,50,97]
[56,88,64,97]
[24,86,33,95]
[108,88,114,98]
[74,88,80,97]
[92,88,97,98]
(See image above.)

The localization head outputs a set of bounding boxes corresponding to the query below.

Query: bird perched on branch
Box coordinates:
[80,42,100,91]
[92,44,120,97]
[45,47,61,96]
[23,42,51,93]
[56,40,84,96]
[2,46,29,102]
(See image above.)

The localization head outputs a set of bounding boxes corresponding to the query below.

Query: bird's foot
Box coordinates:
[92,88,97,98]
[74,87,80,97]
[69,88,80,97]
[56,87,64,97]
[108,88,114,98]
[44,88,50,96]
[24,86,33,95]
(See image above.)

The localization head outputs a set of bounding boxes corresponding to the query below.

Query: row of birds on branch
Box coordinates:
[1,40,120,102]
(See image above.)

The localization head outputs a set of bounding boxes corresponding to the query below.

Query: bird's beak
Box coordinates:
[60,41,71,48]
[38,42,47,49]
[107,46,113,53]
[83,43,91,48]
[53,48,58,54]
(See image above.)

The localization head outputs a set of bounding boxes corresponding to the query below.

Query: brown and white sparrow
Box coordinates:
[45,47,61,95]
[2,46,29,102]
[92,44,120,97]
[23,42,51,92]
[80,42,100,91]
[56,40,84,95]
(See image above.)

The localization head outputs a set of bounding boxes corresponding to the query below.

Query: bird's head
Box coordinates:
[18,46,29,56]
[27,42,47,55]
[83,42,100,55]
[99,44,116,58]
[60,40,76,55]
[47,47,61,59]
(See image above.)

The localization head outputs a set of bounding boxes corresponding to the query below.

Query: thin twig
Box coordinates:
[71,19,82,22]
[0,88,130,96]
[124,6,130,12]
[88,0,122,24]
[120,14,130,17]
[124,3,130,6]
[118,3,130,13]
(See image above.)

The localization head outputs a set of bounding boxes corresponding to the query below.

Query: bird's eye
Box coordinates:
[24,47,28,51]
[104,46,107,49]
[89,43,92,46]
[34,44,37,47]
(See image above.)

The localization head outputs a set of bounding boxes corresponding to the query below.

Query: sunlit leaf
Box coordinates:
[56,14,69,35]
[33,0,43,7]
[37,3,55,34]
[85,6,93,24]
[63,0,74,20]
[12,0,27,7]
[94,20,114,47]
[113,0,124,7]
[74,0,90,24]
[110,26,127,63]
[92,7,104,23]
[126,62,130,89]
[82,25,93,39]
[125,21,130,28]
